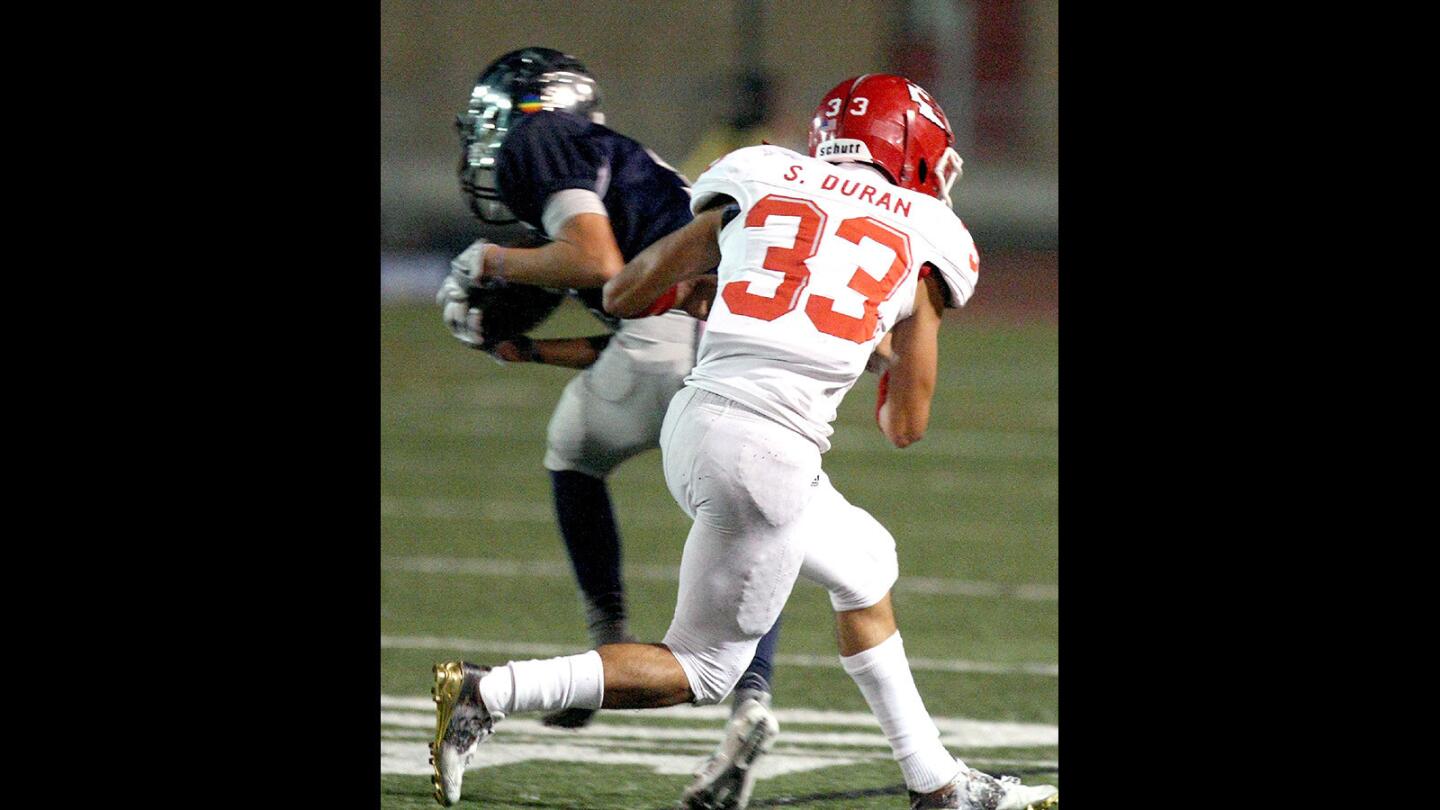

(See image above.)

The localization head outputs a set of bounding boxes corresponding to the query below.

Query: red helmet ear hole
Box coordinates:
[918,158,928,184]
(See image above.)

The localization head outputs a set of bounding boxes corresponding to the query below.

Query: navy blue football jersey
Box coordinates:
[495,111,695,325]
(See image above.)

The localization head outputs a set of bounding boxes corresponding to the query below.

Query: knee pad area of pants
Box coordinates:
[827,527,900,613]
[664,633,752,706]
[681,657,746,706]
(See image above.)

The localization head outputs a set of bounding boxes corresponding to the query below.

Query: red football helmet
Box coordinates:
[808,74,963,204]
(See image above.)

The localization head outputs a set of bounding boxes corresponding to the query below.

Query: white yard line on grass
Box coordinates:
[380,738,861,779]
[379,693,1056,779]
[381,554,1058,602]
[381,635,1058,677]
[381,695,1057,744]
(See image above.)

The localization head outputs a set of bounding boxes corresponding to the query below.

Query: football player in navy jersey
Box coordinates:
[433,48,780,809]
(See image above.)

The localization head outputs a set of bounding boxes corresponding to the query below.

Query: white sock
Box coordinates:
[478,650,605,720]
[840,631,962,793]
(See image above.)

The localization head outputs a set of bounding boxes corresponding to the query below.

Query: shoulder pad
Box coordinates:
[689,145,798,213]
[926,213,980,309]
[496,111,604,228]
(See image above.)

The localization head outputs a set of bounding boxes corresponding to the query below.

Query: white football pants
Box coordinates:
[658,386,900,705]
[543,311,701,479]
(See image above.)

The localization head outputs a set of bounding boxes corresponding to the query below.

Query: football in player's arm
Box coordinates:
[450,214,718,367]
[440,203,621,369]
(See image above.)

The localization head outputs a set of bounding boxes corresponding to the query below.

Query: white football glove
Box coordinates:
[436,274,488,350]
[448,237,503,290]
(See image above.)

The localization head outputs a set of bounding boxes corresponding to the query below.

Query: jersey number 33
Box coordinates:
[721,193,911,344]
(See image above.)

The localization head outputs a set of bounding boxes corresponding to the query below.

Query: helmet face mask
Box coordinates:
[807,74,963,206]
[458,48,603,224]
[456,82,515,223]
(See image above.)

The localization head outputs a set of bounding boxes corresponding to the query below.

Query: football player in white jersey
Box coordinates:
[430,74,1058,810]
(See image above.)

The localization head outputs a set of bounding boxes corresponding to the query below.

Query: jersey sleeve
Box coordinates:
[927,218,980,309]
[541,188,609,238]
[689,145,775,214]
[494,111,606,228]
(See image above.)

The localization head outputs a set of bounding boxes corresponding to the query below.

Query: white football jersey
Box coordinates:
[686,145,979,451]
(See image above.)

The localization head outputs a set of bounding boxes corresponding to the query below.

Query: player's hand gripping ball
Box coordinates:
[437,275,487,349]
[437,241,566,359]
[447,238,498,289]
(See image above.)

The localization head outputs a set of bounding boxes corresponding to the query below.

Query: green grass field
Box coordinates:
[381,298,1058,808]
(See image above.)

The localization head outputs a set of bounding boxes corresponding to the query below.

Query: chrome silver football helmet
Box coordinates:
[456,47,604,224]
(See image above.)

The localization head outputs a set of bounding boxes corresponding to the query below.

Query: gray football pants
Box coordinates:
[543,311,701,478]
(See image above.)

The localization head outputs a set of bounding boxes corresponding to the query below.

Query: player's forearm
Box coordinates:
[603,207,724,317]
[485,239,619,289]
[497,335,609,369]
[877,377,935,448]
[533,336,607,369]
[877,277,944,448]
